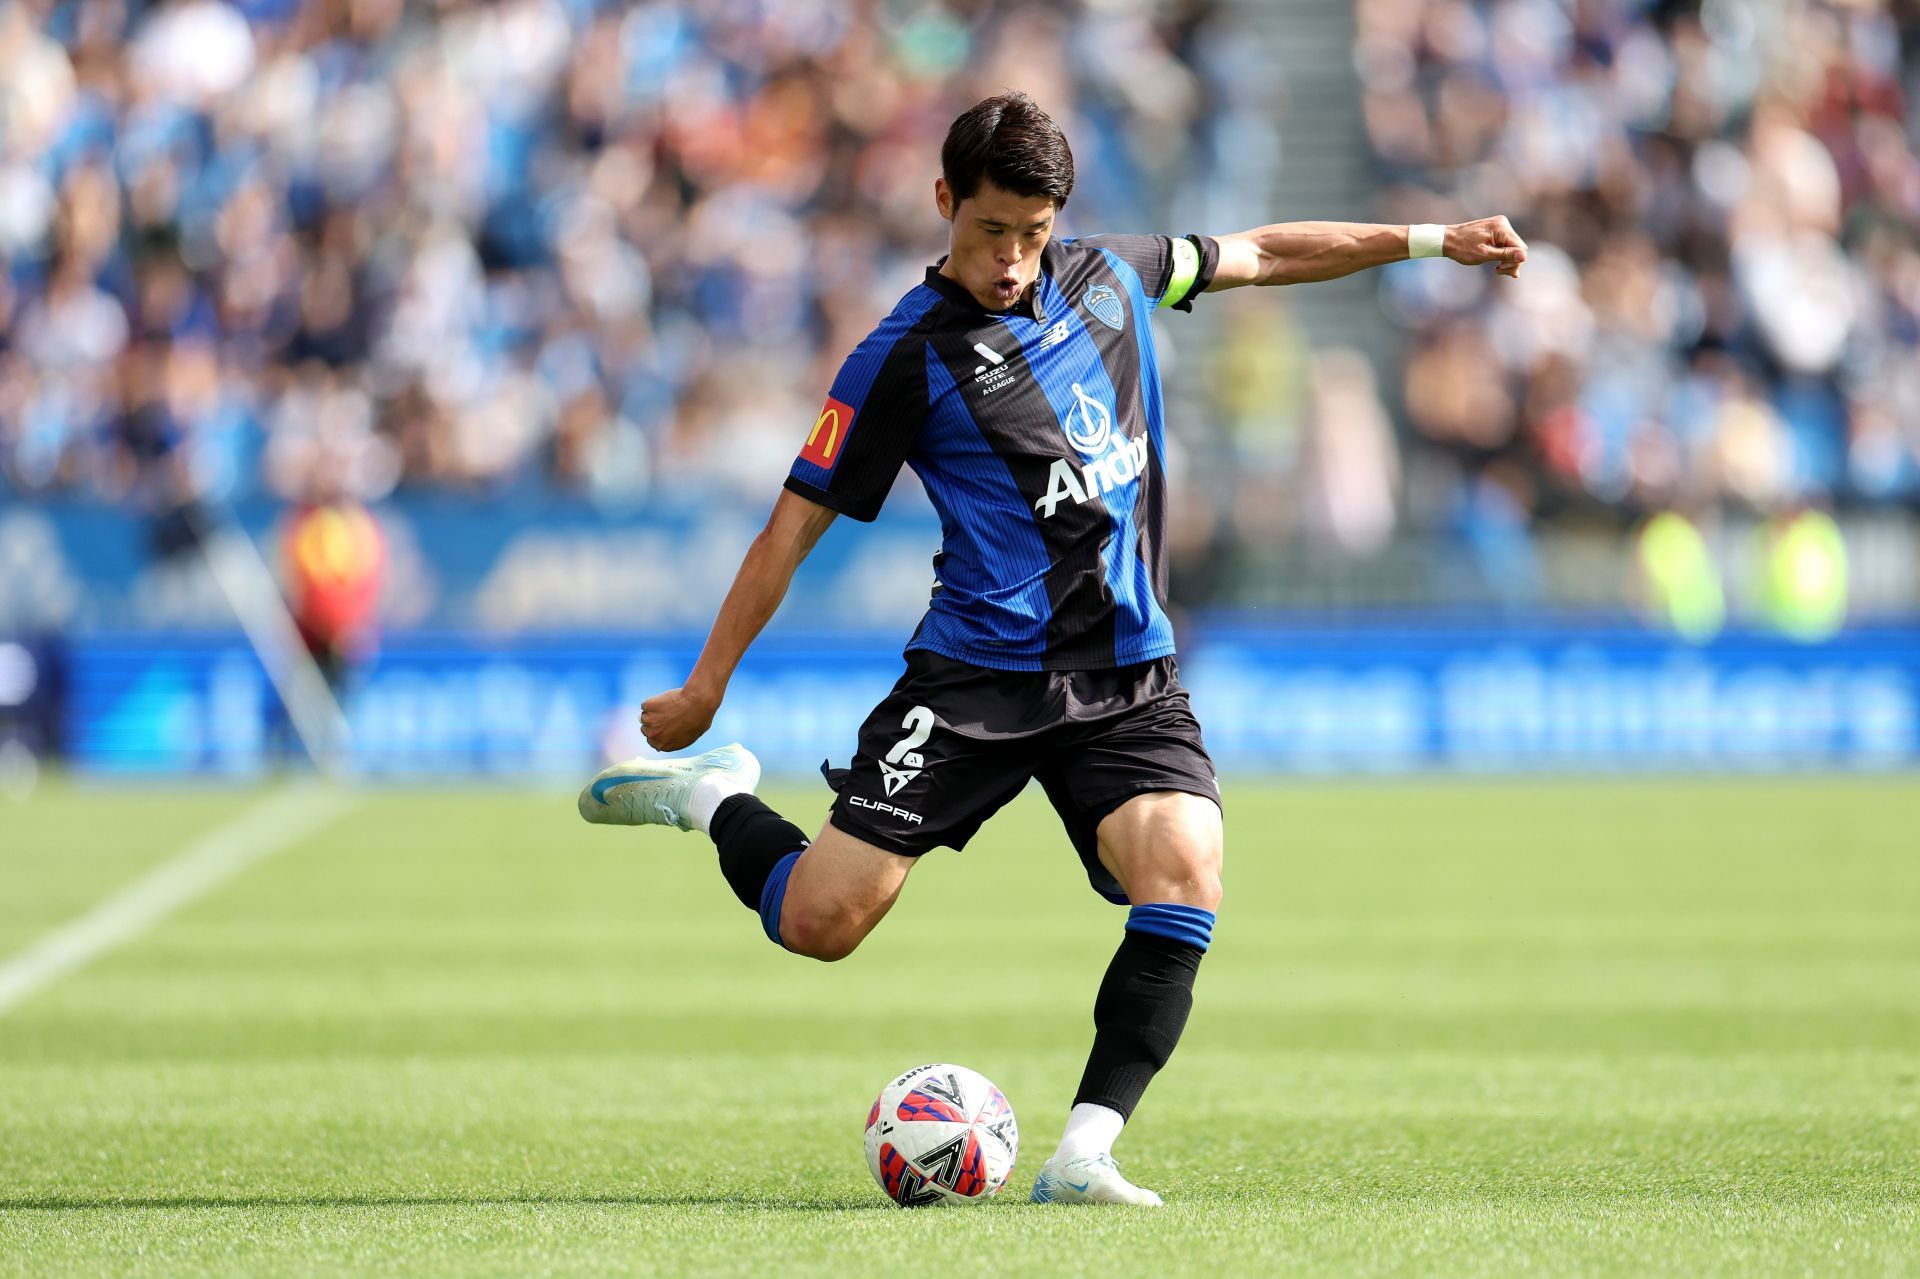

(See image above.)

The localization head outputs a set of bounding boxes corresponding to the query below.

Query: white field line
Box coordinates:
[196,522,354,775]
[0,784,358,1016]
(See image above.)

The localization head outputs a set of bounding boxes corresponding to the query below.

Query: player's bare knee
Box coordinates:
[1119,835,1222,910]
[1103,836,1222,909]
[780,901,866,962]
[1174,815,1225,909]
[1163,849,1223,911]
[796,932,862,962]
[1193,864,1224,913]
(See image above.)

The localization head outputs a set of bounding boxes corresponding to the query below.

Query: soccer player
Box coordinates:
[581,92,1525,1205]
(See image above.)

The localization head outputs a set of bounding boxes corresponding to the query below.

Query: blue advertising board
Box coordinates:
[0,497,944,633]
[59,623,1920,777]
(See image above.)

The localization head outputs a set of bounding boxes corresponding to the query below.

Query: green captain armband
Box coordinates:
[1158,236,1201,309]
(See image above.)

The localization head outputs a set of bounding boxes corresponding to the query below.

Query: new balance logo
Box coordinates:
[1040,320,1070,349]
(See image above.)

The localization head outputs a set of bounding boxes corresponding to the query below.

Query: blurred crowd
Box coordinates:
[0,0,1236,511]
[5,0,1917,621]
[1363,0,1920,528]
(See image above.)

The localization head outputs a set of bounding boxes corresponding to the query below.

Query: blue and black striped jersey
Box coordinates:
[785,233,1220,672]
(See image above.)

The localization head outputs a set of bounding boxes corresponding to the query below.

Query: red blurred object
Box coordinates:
[282,502,386,672]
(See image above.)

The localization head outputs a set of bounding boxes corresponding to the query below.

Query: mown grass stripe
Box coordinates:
[0,784,356,1016]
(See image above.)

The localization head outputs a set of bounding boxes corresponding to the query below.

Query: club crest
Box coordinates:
[1083,284,1124,332]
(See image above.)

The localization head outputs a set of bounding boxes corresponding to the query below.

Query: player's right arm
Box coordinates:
[641,489,837,751]
[641,312,929,751]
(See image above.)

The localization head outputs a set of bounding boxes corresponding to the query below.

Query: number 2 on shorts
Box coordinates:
[885,705,935,770]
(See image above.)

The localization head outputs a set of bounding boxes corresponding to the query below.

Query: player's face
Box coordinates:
[935,177,1057,311]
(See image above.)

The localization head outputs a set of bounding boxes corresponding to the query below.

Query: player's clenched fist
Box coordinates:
[1447,216,1528,278]
[640,686,719,752]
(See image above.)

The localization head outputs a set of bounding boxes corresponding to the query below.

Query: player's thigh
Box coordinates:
[1094,789,1223,909]
[778,820,918,960]
[1041,660,1224,906]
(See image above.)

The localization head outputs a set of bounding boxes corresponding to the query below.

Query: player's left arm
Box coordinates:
[1205,216,1528,289]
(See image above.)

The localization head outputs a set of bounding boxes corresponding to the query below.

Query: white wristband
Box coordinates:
[1408,223,1446,259]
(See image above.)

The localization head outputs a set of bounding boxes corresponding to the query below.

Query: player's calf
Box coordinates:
[579,736,918,959]
[688,787,914,961]
[576,746,823,949]
[1029,791,1223,1204]
[773,823,916,961]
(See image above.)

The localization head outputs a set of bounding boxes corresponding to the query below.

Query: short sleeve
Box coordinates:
[784,323,928,522]
[1075,233,1221,312]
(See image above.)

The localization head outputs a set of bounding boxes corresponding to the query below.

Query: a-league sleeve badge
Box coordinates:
[801,395,856,468]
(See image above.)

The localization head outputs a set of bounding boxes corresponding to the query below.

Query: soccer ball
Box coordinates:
[864,1062,1018,1207]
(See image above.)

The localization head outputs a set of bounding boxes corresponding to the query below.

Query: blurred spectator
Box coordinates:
[280,454,385,694]
[1759,502,1848,640]
[7,0,1916,618]
[1299,347,1402,557]
[0,0,1239,513]
[1362,0,1920,537]
[1634,507,1725,642]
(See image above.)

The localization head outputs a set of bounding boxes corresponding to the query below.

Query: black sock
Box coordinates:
[709,794,809,910]
[1072,931,1204,1119]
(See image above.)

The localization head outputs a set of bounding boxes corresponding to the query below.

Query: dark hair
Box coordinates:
[941,92,1074,208]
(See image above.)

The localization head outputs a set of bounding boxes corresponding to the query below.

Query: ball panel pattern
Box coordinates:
[897,1087,969,1124]
[863,1062,1016,1208]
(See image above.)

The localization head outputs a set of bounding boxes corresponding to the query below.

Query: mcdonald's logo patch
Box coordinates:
[801,396,855,468]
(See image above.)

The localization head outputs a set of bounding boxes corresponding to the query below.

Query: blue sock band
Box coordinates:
[758,850,803,948]
[1126,902,1216,952]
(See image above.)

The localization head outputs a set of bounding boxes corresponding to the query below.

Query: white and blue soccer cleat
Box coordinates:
[1029,1153,1164,1206]
[577,743,760,832]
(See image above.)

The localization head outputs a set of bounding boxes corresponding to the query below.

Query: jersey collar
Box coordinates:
[924,240,1063,324]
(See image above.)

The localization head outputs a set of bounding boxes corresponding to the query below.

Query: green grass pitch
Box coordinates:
[1,776,1916,1277]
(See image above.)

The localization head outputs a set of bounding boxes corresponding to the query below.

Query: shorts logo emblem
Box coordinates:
[1083,284,1123,331]
[849,794,923,825]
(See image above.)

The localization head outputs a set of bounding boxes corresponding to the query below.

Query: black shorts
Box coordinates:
[824,650,1220,903]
